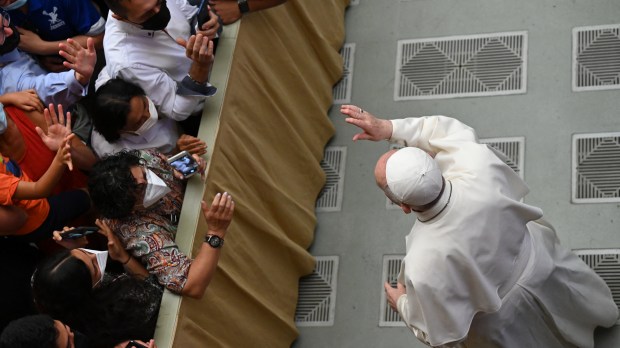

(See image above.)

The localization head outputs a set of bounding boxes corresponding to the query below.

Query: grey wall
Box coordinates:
[295,0,620,347]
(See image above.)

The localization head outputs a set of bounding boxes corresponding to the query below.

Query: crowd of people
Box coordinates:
[0,0,285,347]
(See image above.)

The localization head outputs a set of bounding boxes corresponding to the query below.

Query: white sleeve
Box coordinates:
[389,116,478,155]
[398,295,466,348]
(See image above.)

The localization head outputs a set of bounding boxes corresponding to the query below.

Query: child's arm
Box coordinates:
[12,134,74,200]
[0,205,27,234]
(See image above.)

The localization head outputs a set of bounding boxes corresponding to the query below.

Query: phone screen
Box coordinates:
[170,154,199,178]
[62,226,98,240]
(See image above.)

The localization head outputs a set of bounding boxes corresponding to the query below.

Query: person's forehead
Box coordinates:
[130,165,147,184]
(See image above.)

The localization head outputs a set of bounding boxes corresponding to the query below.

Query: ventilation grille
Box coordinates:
[480,137,525,178]
[394,31,527,100]
[333,43,356,104]
[379,254,406,326]
[317,146,347,212]
[573,24,620,91]
[572,132,620,203]
[296,256,339,326]
[574,249,620,322]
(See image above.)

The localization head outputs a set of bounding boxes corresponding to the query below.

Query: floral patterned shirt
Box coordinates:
[104,150,191,294]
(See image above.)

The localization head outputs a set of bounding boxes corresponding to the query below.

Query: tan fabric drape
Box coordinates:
[173,0,349,346]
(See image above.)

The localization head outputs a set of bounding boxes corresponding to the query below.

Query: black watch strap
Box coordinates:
[238,0,250,14]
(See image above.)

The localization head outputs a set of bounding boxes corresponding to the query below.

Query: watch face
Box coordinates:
[208,235,222,248]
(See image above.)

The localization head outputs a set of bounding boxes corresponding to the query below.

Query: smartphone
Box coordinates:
[196,0,211,28]
[126,341,148,348]
[61,226,98,240]
[167,151,199,178]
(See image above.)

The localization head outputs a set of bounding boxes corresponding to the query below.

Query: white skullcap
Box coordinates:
[386,147,443,206]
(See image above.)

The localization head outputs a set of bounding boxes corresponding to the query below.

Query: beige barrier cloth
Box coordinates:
[168,0,349,346]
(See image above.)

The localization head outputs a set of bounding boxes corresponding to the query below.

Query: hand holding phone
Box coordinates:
[60,226,98,240]
[168,151,199,179]
[197,0,211,28]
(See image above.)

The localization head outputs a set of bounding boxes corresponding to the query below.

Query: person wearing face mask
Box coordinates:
[0,8,97,107]
[0,0,105,74]
[95,0,221,135]
[31,230,162,348]
[89,78,207,158]
[87,149,234,299]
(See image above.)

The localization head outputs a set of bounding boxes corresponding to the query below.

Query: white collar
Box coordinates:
[415,180,452,223]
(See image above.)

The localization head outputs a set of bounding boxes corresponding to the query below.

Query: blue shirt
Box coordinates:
[9,0,104,41]
[0,50,87,107]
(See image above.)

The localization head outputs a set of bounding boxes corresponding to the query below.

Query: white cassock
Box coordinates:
[389,116,618,348]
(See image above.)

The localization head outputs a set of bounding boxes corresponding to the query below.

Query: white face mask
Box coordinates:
[79,248,108,286]
[143,168,171,208]
[2,0,27,11]
[131,97,158,136]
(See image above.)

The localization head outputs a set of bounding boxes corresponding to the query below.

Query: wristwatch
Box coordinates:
[238,0,250,14]
[205,234,224,248]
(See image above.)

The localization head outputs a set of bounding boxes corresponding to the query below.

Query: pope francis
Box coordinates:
[341,105,618,348]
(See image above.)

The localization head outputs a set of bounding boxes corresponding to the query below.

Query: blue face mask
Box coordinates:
[2,0,27,11]
[0,103,7,135]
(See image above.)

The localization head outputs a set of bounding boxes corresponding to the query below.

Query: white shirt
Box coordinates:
[91,117,179,157]
[390,116,618,348]
[96,1,209,121]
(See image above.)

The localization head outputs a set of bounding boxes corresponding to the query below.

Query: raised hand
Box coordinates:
[209,0,242,25]
[176,34,214,84]
[55,134,74,171]
[36,103,72,152]
[177,134,207,156]
[59,37,96,86]
[95,219,131,264]
[201,192,234,237]
[340,105,393,142]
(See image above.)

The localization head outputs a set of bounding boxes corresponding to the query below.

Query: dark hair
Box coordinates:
[31,250,93,322]
[30,252,163,348]
[103,0,129,18]
[92,78,146,142]
[0,314,57,348]
[88,150,143,219]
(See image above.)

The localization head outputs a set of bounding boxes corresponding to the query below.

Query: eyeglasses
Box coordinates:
[0,11,10,45]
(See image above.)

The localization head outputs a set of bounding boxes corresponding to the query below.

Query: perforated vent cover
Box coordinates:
[379,254,406,326]
[480,137,525,178]
[316,146,347,212]
[574,249,620,322]
[295,256,339,326]
[572,132,620,203]
[395,31,527,100]
[333,43,356,104]
[573,24,620,91]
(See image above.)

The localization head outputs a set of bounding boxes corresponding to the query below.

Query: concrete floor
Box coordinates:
[295,0,620,347]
